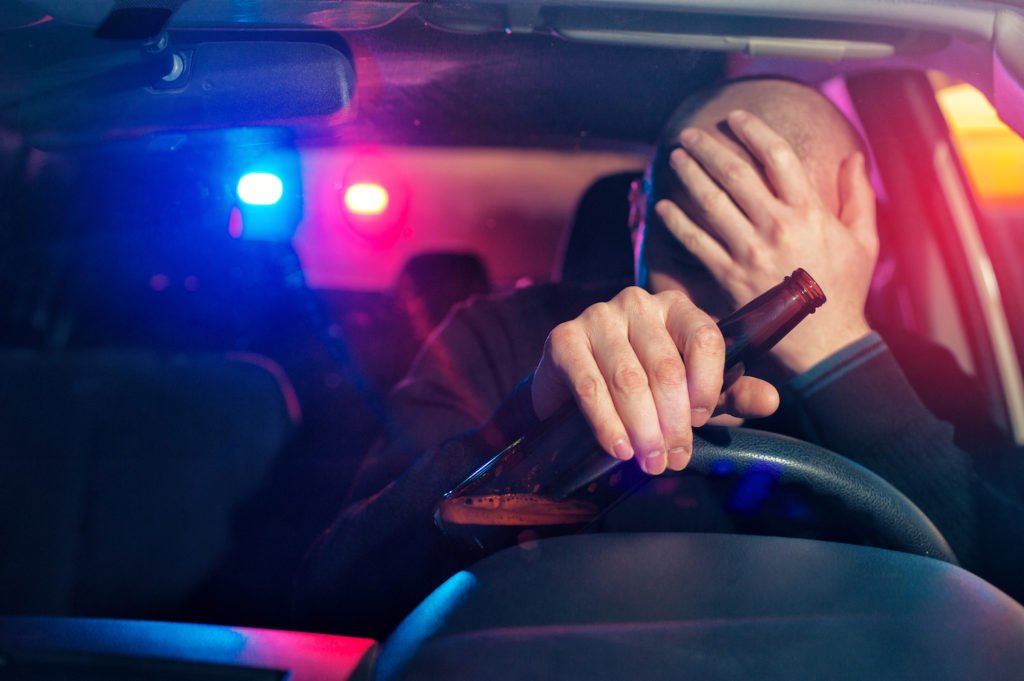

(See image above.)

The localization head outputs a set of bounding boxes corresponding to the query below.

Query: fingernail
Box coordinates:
[613,440,634,460]
[690,407,710,426]
[669,148,687,167]
[639,451,662,475]
[680,128,699,145]
[643,449,664,474]
[729,110,748,123]
[668,446,691,468]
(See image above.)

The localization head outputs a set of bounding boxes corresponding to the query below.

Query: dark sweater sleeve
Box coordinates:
[293,375,539,638]
[293,286,595,637]
[790,334,1024,587]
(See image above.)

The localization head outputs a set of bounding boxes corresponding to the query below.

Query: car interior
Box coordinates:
[1,1,1024,680]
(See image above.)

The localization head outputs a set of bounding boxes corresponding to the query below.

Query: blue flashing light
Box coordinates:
[237,172,284,206]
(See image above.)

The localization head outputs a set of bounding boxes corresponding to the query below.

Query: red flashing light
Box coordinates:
[344,183,390,216]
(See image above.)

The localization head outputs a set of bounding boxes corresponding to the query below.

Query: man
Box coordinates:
[295,77,1022,637]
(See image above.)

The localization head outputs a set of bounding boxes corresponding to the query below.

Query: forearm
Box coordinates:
[791,333,978,564]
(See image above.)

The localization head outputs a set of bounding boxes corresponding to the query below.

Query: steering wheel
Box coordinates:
[380,429,973,681]
[637,426,958,565]
[378,428,972,681]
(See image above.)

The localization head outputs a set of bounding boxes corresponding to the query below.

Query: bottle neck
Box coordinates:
[717,269,826,369]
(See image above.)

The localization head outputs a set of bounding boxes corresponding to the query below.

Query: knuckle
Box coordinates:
[690,322,724,353]
[679,229,704,253]
[722,262,745,284]
[653,356,686,388]
[722,161,749,185]
[612,363,648,395]
[657,289,690,309]
[572,374,602,403]
[763,210,786,236]
[744,245,767,270]
[616,286,650,309]
[582,301,616,328]
[767,142,792,167]
[695,189,725,213]
[546,322,578,353]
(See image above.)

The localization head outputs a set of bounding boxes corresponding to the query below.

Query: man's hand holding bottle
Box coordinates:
[531,287,780,476]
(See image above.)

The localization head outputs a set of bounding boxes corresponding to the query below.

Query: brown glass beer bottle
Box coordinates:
[435,269,827,555]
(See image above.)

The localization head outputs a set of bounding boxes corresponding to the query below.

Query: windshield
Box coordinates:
[1,0,1024,644]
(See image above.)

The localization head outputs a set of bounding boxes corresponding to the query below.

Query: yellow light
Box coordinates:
[344,183,390,216]
[936,83,1024,203]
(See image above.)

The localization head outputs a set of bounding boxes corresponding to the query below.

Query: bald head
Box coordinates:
[636,77,868,298]
[650,77,866,215]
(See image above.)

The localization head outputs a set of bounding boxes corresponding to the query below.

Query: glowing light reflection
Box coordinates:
[237,172,284,206]
[344,183,390,216]
[937,84,1024,202]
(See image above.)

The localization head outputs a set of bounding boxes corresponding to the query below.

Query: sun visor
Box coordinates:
[20,31,355,142]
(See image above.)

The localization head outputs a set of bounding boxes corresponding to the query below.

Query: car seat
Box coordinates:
[0,350,296,620]
[557,171,639,286]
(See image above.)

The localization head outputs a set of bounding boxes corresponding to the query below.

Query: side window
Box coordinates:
[840,70,1024,444]
[934,77,1024,367]
[826,75,976,373]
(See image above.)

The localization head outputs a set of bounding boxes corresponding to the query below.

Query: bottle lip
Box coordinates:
[789,268,827,309]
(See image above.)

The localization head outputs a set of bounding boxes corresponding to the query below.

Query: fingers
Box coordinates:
[724,110,814,207]
[676,128,776,227]
[534,288,731,476]
[586,309,669,475]
[539,321,639,464]
[838,152,878,257]
[534,289,755,476]
[628,310,693,472]
[653,198,733,280]
[662,295,725,424]
[668,145,756,255]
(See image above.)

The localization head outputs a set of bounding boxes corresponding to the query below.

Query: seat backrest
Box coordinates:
[0,350,295,619]
[557,171,639,286]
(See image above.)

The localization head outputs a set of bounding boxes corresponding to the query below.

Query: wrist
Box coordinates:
[774,318,873,374]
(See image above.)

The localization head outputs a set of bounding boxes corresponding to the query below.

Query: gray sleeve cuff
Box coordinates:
[790,331,887,398]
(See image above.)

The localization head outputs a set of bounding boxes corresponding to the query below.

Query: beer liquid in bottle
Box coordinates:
[434,269,827,555]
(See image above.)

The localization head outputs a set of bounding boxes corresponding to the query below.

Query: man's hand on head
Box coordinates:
[654,109,879,374]
[531,287,779,476]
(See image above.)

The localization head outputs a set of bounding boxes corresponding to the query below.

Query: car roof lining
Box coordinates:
[15,0,1017,34]
[5,1,1024,143]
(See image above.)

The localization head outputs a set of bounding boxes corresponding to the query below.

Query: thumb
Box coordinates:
[715,376,779,420]
[839,152,878,255]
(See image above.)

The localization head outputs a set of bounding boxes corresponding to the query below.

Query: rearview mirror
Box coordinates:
[21,31,355,139]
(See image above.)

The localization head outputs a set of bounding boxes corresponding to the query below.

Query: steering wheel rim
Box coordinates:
[668,426,959,565]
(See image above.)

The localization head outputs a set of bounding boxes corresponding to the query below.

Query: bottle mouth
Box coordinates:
[789,268,827,309]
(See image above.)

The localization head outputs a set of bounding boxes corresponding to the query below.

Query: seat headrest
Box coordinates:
[558,171,640,286]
